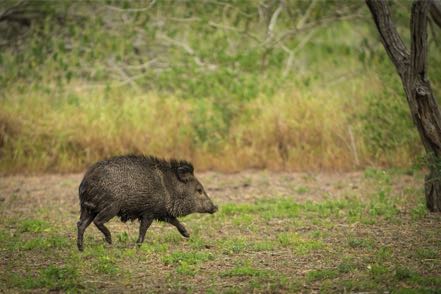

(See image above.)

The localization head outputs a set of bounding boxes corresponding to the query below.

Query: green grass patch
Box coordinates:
[163,251,215,277]
[16,235,69,251]
[19,219,51,233]
[221,265,273,278]
[251,240,276,252]
[306,269,339,282]
[161,231,184,243]
[221,238,248,255]
[0,172,439,292]
[295,186,310,194]
[375,246,393,262]
[277,232,324,254]
[162,251,214,266]
[220,194,402,228]
[348,237,375,249]
[139,242,169,254]
[95,254,118,275]
[337,259,356,274]
[116,231,130,243]
[9,265,81,290]
[232,214,254,226]
[368,264,394,284]
[411,203,428,220]
[415,248,438,259]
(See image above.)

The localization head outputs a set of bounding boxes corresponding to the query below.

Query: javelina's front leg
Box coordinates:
[166,217,190,238]
[137,216,153,244]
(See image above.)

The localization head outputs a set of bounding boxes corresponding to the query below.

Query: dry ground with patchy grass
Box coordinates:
[0,169,440,293]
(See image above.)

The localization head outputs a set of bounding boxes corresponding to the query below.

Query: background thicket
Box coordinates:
[1,0,440,173]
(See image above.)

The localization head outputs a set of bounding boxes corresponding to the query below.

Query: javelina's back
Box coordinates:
[79,155,169,220]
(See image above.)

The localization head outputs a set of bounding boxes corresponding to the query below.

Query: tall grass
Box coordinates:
[0,69,421,174]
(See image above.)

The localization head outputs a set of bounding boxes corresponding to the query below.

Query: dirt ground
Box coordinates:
[0,170,440,293]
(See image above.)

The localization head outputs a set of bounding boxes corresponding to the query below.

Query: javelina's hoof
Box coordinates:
[182,231,190,238]
[105,237,112,244]
[77,244,84,252]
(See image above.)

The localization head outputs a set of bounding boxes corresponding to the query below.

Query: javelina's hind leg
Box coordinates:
[77,208,95,251]
[94,221,112,244]
[93,205,119,245]
[166,217,190,238]
[137,216,153,244]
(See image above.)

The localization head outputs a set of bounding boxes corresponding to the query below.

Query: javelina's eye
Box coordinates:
[197,187,203,194]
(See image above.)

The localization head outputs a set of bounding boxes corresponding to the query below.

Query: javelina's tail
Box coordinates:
[78,179,96,211]
[79,179,87,200]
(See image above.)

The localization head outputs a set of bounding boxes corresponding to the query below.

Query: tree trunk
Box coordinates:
[366,0,441,212]
[426,170,441,211]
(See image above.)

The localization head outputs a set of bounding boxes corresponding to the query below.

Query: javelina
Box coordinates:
[76,155,217,251]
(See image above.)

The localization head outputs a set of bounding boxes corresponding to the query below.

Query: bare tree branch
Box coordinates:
[267,2,283,39]
[295,0,317,30]
[208,21,260,42]
[267,12,364,48]
[158,34,217,70]
[107,58,141,90]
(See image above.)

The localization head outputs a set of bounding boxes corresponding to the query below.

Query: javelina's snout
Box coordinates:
[209,204,218,214]
[205,194,218,214]
[199,198,218,214]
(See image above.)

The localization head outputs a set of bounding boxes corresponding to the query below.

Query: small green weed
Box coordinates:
[251,241,276,251]
[19,219,50,233]
[116,231,130,243]
[368,191,399,219]
[415,248,438,259]
[375,246,393,262]
[395,267,413,281]
[411,203,428,220]
[306,269,339,282]
[161,231,183,243]
[364,168,392,185]
[277,232,324,254]
[188,235,208,250]
[162,251,214,266]
[139,243,169,254]
[221,265,272,278]
[221,238,248,255]
[176,262,198,276]
[221,203,261,216]
[369,264,390,282]
[9,265,80,290]
[86,245,119,275]
[17,235,69,250]
[337,260,355,273]
[348,237,374,249]
[232,214,254,226]
[95,255,118,275]
[295,186,310,194]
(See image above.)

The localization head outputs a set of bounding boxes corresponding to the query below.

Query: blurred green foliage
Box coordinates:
[0,0,440,172]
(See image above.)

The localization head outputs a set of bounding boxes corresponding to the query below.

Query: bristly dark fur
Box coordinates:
[107,154,194,174]
[76,154,216,251]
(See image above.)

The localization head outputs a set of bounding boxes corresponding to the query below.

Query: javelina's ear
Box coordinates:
[176,165,194,182]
